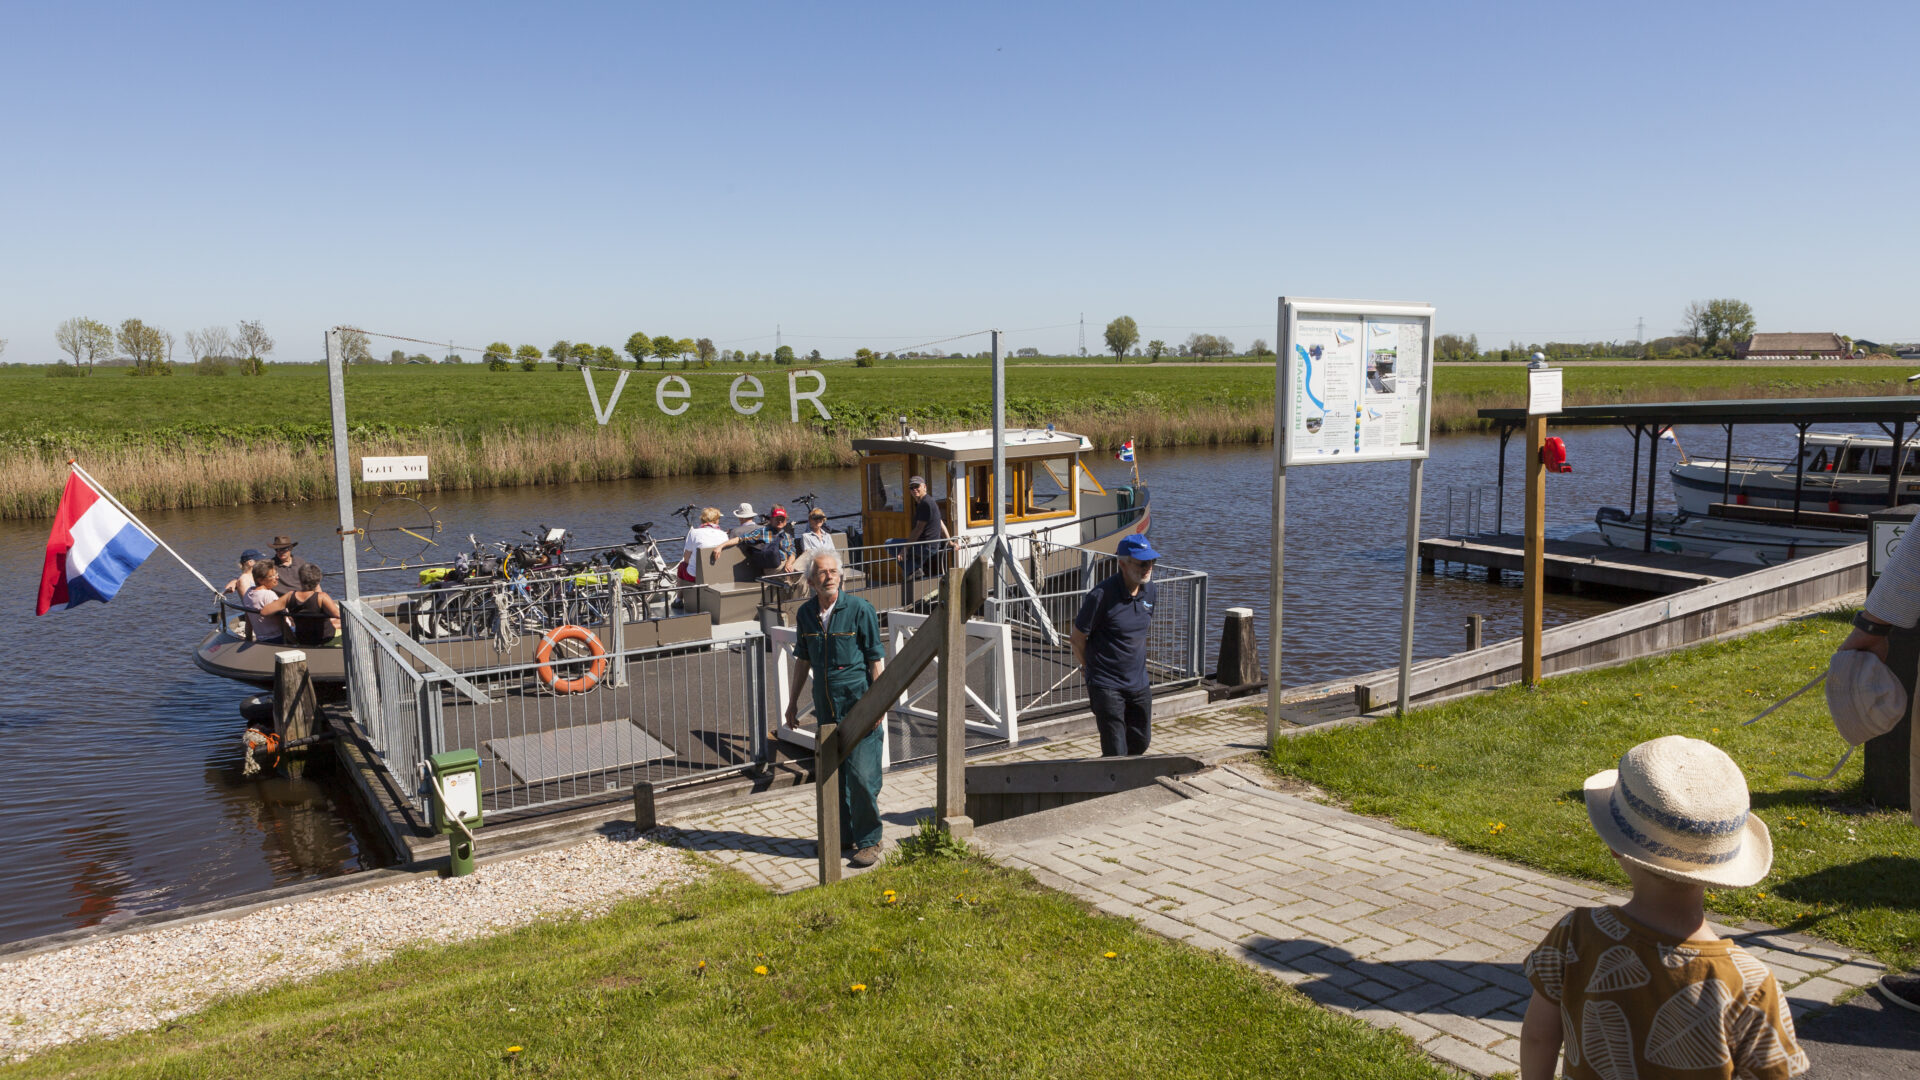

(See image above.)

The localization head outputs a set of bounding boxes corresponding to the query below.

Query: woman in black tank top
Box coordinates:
[256,563,341,646]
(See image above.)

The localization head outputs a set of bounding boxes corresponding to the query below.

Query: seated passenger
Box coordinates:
[678,507,730,583]
[712,505,797,578]
[242,563,287,643]
[257,564,341,646]
[797,508,836,558]
[222,548,270,595]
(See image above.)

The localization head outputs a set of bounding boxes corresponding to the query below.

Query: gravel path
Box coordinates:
[1,828,703,1061]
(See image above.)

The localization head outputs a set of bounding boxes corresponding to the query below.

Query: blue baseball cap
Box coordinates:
[240,548,270,563]
[1116,534,1160,561]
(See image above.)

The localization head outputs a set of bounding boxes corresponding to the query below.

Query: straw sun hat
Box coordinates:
[1584,735,1772,888]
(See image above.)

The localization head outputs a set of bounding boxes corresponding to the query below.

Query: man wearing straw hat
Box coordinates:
[266,535,319,597]
[1517,736,1806,1079]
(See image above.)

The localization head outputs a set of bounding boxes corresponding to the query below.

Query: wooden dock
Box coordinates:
[1418,535,1735,594]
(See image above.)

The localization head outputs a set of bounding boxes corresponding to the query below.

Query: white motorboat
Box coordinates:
[1591,506,1864,565]
[1671,431,1920,516]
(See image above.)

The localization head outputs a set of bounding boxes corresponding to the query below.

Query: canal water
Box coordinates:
[0,422,1815,943]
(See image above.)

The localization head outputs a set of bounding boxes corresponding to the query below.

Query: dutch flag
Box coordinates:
[36,469,159,615]
[1116,439,1135,463]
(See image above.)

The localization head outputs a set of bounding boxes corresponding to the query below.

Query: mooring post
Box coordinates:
[1522,415,1548,686]
[274,650,315,775]
[1218,607,1261,686]
[1466,613,1483,651]
[936,567,971,837]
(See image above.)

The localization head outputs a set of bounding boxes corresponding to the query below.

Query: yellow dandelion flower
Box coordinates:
[754,965,769,975]
[851,983,867,992]
[507,1046,523,1054]
[1104,951,1119,959]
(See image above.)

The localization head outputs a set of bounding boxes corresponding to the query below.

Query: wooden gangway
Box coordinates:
[1418,534,1734,594]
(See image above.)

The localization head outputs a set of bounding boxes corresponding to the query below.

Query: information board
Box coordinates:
[1276,297,1435,466]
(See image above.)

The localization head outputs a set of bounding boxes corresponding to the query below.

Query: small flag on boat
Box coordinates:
[1116,439,1135,463]
[36,469,158,615]
[1659,426,1678,442]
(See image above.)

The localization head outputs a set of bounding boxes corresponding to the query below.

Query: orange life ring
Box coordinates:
[536,625,607,694]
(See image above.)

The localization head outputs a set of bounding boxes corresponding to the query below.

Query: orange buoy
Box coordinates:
[536,625,607,694]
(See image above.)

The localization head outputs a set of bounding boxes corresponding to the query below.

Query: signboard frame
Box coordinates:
[1276,297,1436,468]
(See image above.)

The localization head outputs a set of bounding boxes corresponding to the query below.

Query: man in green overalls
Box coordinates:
[784,551,888,867]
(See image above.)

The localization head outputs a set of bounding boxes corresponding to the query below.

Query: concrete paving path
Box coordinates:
[660,709,1900,1077]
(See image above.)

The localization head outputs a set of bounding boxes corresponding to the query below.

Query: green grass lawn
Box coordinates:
[1269,608,1920,970]
[11,856,1450,1079]
[2,362,1905,445]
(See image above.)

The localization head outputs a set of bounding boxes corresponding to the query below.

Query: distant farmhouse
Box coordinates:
[1736,332,1847,360]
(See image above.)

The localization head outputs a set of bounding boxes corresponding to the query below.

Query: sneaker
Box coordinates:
[1880,974,1920,1013]
[848,845,881,868]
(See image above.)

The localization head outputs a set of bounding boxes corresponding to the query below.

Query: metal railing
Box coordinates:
[1445,484,1499,537]
[982,545,1207,720]
[421,633,767,816]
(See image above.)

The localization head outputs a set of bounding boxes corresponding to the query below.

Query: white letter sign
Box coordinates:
[581,367,631,425]
[729,374,765,415]
[788,369,830,422]
[655,375,691,417]
[361,455,429,481]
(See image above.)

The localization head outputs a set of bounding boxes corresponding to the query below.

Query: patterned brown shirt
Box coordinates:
[1525,906,1808,1080]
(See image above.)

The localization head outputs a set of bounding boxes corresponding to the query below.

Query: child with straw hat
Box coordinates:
[1519,735,1807,1079]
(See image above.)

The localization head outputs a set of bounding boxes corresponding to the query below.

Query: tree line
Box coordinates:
[48,317,274,377]
[1099,316,1275,362]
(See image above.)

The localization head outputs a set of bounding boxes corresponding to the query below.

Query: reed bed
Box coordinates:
[0,378,1896,519]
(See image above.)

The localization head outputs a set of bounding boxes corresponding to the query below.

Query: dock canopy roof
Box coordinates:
[851,428,1092,462]
[1478,396,1920,428]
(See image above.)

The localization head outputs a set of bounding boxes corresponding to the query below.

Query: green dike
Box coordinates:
[0,362,1904,444]
[11,857,1449,1079]
[1269,608,1920,969]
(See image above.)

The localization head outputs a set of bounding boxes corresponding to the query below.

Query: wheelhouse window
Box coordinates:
[866,458,905,512]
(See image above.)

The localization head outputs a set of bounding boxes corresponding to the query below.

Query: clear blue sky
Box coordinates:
[3,1,1915,363]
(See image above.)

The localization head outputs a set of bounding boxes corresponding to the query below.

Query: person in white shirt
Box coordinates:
[798,508,836,558]
[678,507,730,583]
[242,563,287,643]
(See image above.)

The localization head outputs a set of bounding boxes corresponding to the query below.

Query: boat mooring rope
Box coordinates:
[1739,669,1856,783]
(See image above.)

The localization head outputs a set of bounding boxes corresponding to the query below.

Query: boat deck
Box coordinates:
[1417,534,1738,594]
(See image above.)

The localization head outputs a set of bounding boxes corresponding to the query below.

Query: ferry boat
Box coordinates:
[193,426,1150,686]
[1670,431,1920,516]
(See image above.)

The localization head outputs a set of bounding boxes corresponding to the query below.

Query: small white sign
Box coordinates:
[361,455,429,481]
[1871,519,1909,582]
[1527,368,1563,416]
[441,769,479,822]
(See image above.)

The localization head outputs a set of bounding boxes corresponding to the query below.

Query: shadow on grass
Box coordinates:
[1773,856,1920,916]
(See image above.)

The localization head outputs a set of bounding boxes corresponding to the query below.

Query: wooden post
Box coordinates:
[1465,613,1483,651]
[1521,416,1548,686]
[1217,607,1261,686]
[274,649,316,776]
[936,567,972,837]
[815,712,843,886]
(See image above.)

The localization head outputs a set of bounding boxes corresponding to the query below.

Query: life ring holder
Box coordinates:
[535,625,608,694]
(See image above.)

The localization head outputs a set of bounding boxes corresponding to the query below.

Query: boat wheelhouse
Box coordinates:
[850,427,1149,555]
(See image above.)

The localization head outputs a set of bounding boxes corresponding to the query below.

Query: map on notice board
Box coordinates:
[1279,299,1433,466]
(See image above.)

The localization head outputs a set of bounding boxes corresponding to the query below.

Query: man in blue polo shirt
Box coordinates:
[1072,533,1160,756]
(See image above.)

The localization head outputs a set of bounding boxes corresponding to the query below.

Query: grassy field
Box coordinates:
[1,362,1907,518]
[1267,608,1920,970]
[9,856,1450,1079]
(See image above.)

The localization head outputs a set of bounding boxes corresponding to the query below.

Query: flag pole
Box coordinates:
[67,461,223,599]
